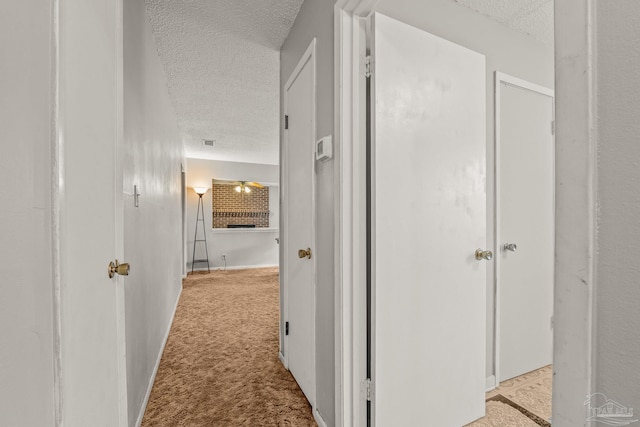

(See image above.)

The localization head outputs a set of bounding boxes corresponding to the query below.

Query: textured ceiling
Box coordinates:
[453,0,554,44]
[146,0,551,166]
[145,0,304,165]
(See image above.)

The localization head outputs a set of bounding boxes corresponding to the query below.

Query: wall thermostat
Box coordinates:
[316,135,333,161]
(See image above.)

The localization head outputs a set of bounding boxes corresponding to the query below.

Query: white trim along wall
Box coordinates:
[334,1,378,426]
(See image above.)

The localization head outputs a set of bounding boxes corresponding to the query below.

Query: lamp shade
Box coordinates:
[193,187,208,195]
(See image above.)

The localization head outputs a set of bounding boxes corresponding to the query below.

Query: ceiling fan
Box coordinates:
[214,179,264,194]
[231,181,264,193]
[235,181,264,194]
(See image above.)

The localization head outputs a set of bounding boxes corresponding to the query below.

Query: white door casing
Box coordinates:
[333,2,379,425]
[370,13,487,427]
[495,72,555,382]
[55,0,128,425]
[283,39,317,407]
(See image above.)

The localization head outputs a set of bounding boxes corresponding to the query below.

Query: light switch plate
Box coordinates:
[316,135,333,161]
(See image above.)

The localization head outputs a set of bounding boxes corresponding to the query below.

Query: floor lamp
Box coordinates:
[191,187,211,273]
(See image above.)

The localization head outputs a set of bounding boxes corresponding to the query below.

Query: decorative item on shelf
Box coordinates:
[191,187,210,273]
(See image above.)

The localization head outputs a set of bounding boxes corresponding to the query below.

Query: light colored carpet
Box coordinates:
[468,365,552,427]
[467,400,541,427]
[488,365,552,422]
[141,268,316,426]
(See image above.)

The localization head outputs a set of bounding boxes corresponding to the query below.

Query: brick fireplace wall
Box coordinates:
[211,182,270,228]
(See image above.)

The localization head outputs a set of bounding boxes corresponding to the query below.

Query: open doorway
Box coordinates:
[336,1,556,425]
[366,5,555,426]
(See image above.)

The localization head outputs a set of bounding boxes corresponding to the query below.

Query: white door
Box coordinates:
[58,0,128,425]
[283,40,316,405]
[371,13,487,427]
[497,74,554,382]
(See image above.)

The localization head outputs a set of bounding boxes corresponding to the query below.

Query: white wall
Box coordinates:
[186,158,279,270]
[281,0,336,423]
[123,1,185,425]
[555,2,640,424]
[0,2,56,425]
[593,0,640,413]
[375,0,554,381]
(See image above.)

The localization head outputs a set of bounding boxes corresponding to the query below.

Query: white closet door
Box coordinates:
[371,13,487,427]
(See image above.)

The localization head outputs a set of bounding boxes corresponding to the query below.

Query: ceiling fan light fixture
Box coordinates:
[245,186,251,193]
[235,185,242,193]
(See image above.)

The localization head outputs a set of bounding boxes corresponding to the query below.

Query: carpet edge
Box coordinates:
[135,284,183,427]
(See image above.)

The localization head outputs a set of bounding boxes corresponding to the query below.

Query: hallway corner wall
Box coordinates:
[281,0,336,425]
[0,1,56,425]
[592,0,640,412]
[554,1,640,423]
[124,1,185,425]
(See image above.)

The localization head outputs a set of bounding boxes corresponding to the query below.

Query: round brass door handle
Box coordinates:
[298,248,312,259]
[475,249,493,261]
[108,260,130,278]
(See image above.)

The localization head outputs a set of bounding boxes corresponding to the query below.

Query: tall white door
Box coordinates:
[283,40,316,405]
[58,0,128,425]
[371,13,487,427]
[497,75,554,382]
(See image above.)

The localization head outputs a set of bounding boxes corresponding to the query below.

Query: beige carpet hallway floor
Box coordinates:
[141,268,316,426]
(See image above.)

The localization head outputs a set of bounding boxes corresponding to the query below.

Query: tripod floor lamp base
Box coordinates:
[191,187,210,273]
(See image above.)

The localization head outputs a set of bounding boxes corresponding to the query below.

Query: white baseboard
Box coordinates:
[486,374,497,391]
[313,407,328,427]
[279,351,287,369]
[190,264,278,272]
[135,284,183,427]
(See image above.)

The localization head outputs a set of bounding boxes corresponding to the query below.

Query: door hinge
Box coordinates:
[550,316,554,330]
[551,120,555,135]
[285,115,289,130]
[364,56,372,78]
[363,378,373,401]
[285,321,289,336]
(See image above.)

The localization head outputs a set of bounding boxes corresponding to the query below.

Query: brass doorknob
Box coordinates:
[475,249,493,261]
[298,248,312,259]
[108,260,130,278]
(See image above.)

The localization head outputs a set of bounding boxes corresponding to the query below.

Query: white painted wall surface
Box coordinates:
[555,1,640,424]
[375,0,554,380]
[123,1,185,425]
[0,2,55,425]
[281,0,336,424]
[553,1,595,423]
[186,158,279,270]
[593,0,640,414]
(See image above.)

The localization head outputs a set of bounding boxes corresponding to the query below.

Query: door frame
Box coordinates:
[494,71,555,384]
[281,38,318,409]
[335,4,598,427]
[334,1,378,426]
[181,164,187,278]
